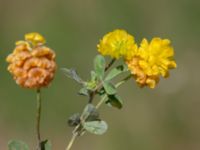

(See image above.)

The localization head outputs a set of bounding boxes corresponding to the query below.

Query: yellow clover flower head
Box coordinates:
[97,29,137,59]
[6,33,56,89]
[126,37,177,88]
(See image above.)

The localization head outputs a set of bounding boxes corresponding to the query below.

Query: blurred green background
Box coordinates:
[0,0,200,149]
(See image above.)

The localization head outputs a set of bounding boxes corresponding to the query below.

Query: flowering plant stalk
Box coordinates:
[63,29,177,150]
[6,29,176,150]
[6,33,56,150]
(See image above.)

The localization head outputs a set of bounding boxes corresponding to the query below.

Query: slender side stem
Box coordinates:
[115,74,132,88]
[36,88,42,150]
[105,58,115,71]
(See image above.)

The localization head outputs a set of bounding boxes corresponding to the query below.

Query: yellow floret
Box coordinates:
[25,32,46,46]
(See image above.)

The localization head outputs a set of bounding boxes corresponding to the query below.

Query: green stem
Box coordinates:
[115,74,132,88]
[105,58,115,71]
[95,95,107,109]
[36,89,42,150]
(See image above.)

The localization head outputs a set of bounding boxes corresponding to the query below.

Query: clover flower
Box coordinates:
[6,33,56,88]
[126,38,177,88]
[97,29,137,59]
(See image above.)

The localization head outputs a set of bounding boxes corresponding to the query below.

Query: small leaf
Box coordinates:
[83,104,95,117]
[61,68,84,84]
[83,121,108,135]
[68,113,81,127]
[82,104,99,121]
[94,55,106,80]
[105,64,128,81]
[91,71,97,81]
[8,140,29,150]
[103,81,116,95]
[41,140,52,150]
[106,94,123,109]
[79,87,89,96]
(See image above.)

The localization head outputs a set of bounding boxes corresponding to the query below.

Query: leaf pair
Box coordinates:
[82,104,108,135]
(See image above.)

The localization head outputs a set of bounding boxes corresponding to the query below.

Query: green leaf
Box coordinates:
[91,71,97,81]
[79,87,89,96]
[8,140,29,150]
[105,64,128,81]
[106,94,123,109]
[97,88,106,96]
[41,140,52,150]
[103,81,116,95]
[82,104,99,121]
[83,121,108,135]
[61,68,84,84]
[68,113,81,127]
[94,55,106,80]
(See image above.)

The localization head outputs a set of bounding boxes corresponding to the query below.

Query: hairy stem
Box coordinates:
[66,132,78,150]
[36,89,42,150]
[105,58,115,71]
[95,95,107,109]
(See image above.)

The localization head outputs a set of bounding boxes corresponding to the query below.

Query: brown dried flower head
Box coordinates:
[6,33,56,89]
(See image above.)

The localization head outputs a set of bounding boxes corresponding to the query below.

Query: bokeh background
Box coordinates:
[0,0,200,149]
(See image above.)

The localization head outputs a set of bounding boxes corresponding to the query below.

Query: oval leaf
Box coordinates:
[105,64,128,81]
[103,82,116,95]
[82,104,99,121]
[8,140,29,150]
[61,68,84,84]
[94,55,105,80]
[68,113,81,127]
[83,121,108,135]
[106,94,123,109]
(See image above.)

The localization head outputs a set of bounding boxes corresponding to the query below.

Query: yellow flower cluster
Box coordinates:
[98,29,177,88]
[97,29,137,59]
[6,33,56,89]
